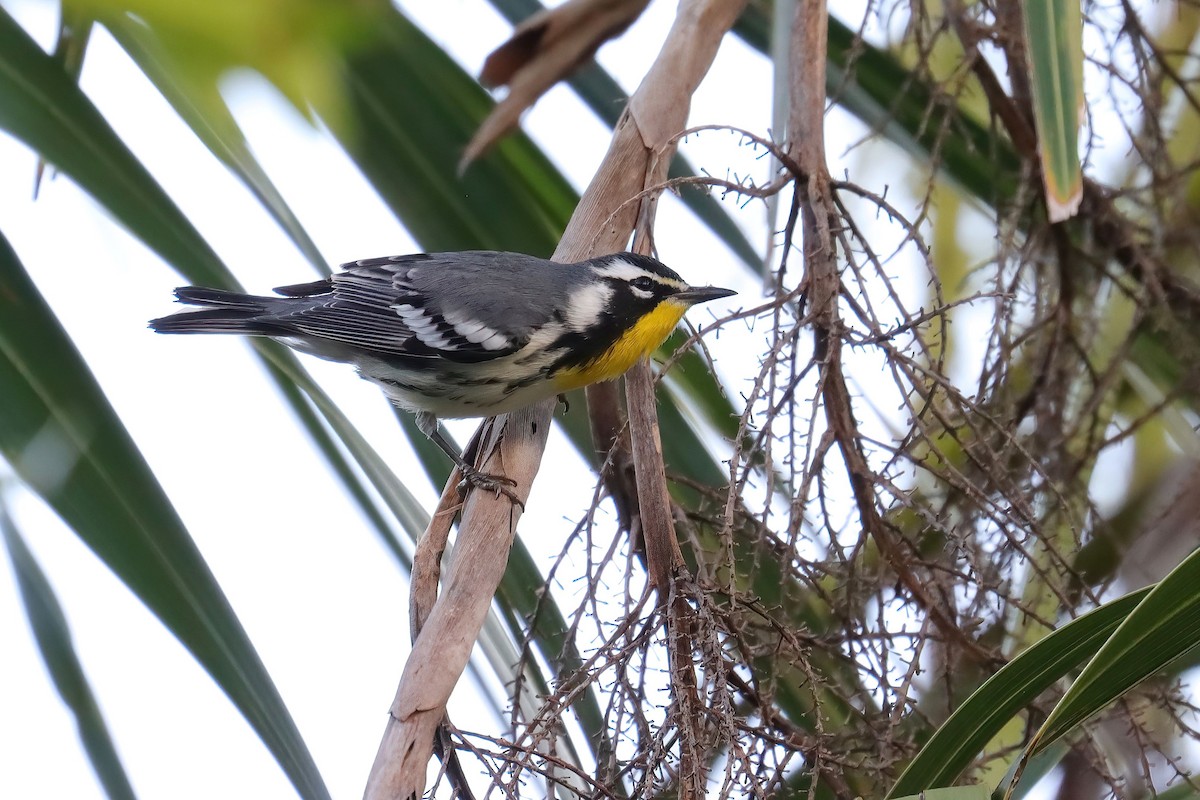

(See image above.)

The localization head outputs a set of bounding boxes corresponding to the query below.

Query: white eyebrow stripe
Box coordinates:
[591,257,687,289]
[592,258,650,282]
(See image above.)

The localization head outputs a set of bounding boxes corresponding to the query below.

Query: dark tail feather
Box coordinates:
[150,286,278,335]
[172,286,267,308]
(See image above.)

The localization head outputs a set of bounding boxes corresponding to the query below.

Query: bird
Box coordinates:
[150,250,735,499]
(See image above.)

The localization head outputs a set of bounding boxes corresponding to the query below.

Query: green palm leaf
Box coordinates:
[0,231,329,800]
[0,495,137,800]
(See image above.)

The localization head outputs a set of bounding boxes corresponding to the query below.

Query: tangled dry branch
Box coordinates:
[422,0,1200,797]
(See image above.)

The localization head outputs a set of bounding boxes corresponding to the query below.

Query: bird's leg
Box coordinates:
[556,393,570,413]
[416,412,523,509]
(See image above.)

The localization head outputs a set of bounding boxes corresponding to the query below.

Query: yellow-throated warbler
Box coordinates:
[151,250,735,493]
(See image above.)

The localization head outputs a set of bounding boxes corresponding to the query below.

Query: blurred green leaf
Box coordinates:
[494,539,609,774]
[993,741,1070,800]
[0,4,229,285]
[888,587,1150,798]
[255,343,430,541]
[70,0,381,121]
[103,15,330,275]
[37,4,93,196]
[330,5,734,489]
[1021,0,1083,220]
[660,328,741,441]
[657,382,728,490]
[1027,545,1200,758]
[264,361,417,564]
[52,5,93,80]
[393,410,458,485]
[329,6,574,255]
[1133,782,1200,800]
[0,0,425,582]
[0,232,329,800]
[488,0,764,274]
[734,5,1022,206]
[0,495,137,800]
[893,786,991,800]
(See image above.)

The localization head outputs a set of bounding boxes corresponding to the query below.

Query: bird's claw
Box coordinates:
[456,466,524,510]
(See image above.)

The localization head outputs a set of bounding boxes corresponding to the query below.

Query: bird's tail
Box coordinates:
[149,287,280,335]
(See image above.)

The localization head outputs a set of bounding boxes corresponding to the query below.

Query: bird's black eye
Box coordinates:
[630,276,655,291]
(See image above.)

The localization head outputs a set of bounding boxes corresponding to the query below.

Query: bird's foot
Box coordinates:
[556,393,570,413]
[456,465,524,510]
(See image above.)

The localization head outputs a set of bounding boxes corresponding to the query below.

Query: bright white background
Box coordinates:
[2,1,1158,798]
[0,1,777,797]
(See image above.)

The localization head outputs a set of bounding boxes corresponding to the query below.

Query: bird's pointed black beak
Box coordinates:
[674,285,737,305]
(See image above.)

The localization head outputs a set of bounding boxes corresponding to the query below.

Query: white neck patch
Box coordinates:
[565,283,613,331]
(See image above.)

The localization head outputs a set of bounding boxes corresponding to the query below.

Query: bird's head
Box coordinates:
[551,253,736,388]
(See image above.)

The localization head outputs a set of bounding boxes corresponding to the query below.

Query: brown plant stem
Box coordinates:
[363,1,749,797]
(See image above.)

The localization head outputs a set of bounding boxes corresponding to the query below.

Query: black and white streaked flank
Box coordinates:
[150,250,735,426]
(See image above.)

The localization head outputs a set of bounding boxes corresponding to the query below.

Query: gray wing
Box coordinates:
[273,252,576,363]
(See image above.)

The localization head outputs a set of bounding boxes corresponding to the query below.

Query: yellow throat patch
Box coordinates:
[555,300,689,389]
